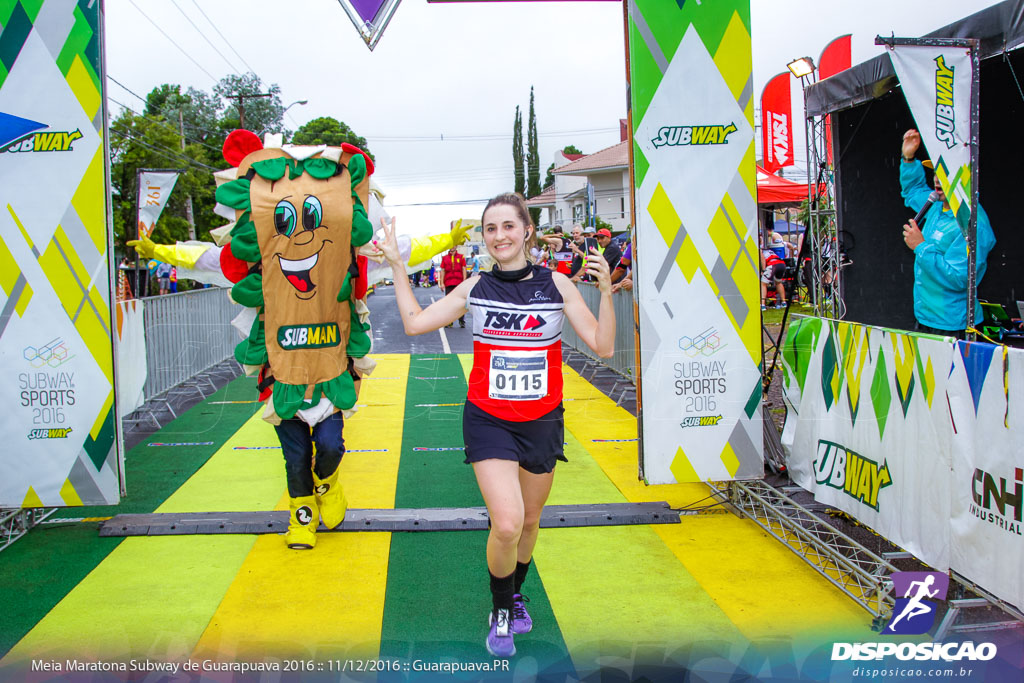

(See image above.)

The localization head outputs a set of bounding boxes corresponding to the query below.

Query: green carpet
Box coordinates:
[0,375,258,657]
[378,355,574,676]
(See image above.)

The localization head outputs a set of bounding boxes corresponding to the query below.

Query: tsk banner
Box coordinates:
[780,318,953,569]
[947,341,1024,610]
[137,170,179,239]
[760,72,793,174]
[887,44,974,231]
[629,0,762,483]
[0,0,121,506]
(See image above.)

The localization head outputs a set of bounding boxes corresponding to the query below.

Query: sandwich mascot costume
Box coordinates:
[216,129,373,549]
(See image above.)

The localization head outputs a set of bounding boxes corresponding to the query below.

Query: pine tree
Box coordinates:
[526,87,541,226]
[513,106,525,196]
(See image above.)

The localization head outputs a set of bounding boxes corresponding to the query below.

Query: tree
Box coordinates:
[213,72,286,135]
[544,144,582,188]
[526,87,541,227]
[512,106,525,196]
[292,117,372,159]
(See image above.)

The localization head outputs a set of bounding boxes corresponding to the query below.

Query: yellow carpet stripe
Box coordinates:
[2,408,273,664]
[191,354,410,660]
[561,366,875,642]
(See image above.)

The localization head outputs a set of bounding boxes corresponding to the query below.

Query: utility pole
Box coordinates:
[227,92,272,130]
[179,109,196,240]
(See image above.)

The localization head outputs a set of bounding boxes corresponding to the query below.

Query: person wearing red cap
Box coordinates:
[595,228,622,272]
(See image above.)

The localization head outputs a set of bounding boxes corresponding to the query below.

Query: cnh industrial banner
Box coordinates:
[0,1,121,506]
[760,72,793,175]
[947,341,1024,611]
[887,44,974,231]
[629,0,763,484]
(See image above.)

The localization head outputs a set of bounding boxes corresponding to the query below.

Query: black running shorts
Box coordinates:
[462,400,567,474]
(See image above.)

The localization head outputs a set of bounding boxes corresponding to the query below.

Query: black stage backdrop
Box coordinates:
[833,48,1024,330]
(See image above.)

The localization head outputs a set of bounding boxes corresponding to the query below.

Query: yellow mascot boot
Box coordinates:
[313,465,348,529]
[285,495,320,549]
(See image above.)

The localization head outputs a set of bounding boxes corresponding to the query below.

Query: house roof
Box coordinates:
[553,141,629,176]
[562,153,585,161]
[524,185,556,207]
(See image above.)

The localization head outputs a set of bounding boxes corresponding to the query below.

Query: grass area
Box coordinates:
[761,300,815,326]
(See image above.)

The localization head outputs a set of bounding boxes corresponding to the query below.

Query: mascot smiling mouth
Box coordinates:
[278,243,329,295]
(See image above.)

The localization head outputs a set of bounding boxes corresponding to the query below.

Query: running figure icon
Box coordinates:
[887,574,940,632]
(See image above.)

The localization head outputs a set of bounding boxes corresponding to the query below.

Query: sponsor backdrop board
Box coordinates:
[629,0,763,484]
[781,317,954,570]
[0,0,121,506]
[947,341,1024,611]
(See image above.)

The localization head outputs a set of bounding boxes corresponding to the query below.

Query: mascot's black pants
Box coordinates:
[274,412,345,497]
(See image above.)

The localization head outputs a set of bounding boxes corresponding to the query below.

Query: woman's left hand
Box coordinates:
[586,248,612,294]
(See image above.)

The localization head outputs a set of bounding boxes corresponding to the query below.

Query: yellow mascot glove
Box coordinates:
[407,219,471,266]
[127,234,156,259]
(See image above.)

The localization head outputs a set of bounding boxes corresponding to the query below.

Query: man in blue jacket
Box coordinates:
[900,129,996,337]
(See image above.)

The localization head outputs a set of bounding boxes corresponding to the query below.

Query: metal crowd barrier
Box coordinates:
[561,284,636,380]
[141,287,243,400]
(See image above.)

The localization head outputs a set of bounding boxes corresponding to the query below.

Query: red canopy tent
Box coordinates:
[756,165,808,204]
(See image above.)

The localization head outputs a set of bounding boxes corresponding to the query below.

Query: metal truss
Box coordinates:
[804,112,846,320]
[0,507,55,554]
[711,480,896,621]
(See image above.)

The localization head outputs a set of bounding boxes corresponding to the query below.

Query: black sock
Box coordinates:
[489,570,515,613]
[514,560,531,595]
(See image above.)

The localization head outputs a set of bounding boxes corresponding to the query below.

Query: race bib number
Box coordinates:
[488,350,547,401]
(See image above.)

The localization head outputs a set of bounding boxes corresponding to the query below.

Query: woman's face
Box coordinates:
[482,204,531,265]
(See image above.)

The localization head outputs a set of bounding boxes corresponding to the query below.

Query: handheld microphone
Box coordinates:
[912,191,941,226]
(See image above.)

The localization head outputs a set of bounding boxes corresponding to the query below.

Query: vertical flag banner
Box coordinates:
[760,72,793,174]
[629,0,763,483]
[818,34,851,166]
[137,170,179,238]
[0,1,121,506]
[888,44,974,231]
[947,341,1024,611]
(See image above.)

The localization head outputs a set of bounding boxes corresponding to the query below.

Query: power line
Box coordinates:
[367,126,618,142]
[107,75,229,141]
[110,128,218,171]
[170,0,241,75]
[108,96,224,155]
[126,0,218,83]
[187,0,259,76]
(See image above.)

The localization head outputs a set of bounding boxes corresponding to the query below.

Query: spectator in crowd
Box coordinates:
[760,248,787,309]
[595,228,622,272]
[440,245,468,327]
[611,239,632,289]
[540,226,575,275]
[169,266,178,293]
[155,261,171,295]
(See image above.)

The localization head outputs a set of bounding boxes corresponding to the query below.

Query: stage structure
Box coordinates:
[0,0,122,515]
[802,0,1024,332]
[773,0,1024,633]
[628,0,763,484]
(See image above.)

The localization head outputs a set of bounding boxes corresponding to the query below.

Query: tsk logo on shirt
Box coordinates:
[483,311,546,337]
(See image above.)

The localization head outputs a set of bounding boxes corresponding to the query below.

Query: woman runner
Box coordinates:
[378,193,614,657]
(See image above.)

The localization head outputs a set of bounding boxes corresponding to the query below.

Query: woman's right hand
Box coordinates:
[377,217,403,266]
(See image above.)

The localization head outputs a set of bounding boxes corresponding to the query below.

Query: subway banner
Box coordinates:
[947,341,1024,611]
[0,1,121,506]
[629,0,762,483]
[780,318,953,570]
[887,44,974,231]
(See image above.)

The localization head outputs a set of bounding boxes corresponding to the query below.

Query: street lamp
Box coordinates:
[283,99,308,116]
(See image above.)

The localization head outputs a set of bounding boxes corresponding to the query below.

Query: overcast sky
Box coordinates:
[104,0,1004,235]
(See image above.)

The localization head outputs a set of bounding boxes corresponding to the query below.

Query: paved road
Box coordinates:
[367,282,475,354]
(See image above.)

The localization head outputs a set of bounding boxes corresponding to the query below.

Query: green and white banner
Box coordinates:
[888,44,974,231]
[781,318,954,570]
[0,0,121,506]
[629,0,762,483]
